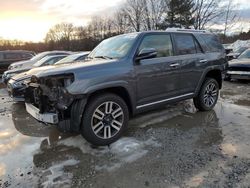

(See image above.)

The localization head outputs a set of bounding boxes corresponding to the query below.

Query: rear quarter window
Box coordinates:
[198,34,224,52]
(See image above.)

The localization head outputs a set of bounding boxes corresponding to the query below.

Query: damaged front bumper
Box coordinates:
[24,75,87,132]
[25,103,58,124]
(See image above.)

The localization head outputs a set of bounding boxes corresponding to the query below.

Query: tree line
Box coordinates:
[0,0,243,52]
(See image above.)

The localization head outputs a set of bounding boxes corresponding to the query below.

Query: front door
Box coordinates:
[135,33,182,107]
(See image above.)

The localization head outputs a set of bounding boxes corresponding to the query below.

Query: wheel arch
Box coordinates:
[195,68,222,96]
[87,86,134,116]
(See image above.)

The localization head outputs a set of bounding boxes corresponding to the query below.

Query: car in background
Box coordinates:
[225,48,250,81]
[226,46,248,61]
[55,51,90,65]
[6,55,68,101]
[0,50,35,74]
[2,51,72,83]
[8,51,72,70]
[7,53,89,101]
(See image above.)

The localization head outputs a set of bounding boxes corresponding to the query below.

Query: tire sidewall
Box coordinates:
[81,94,129,146]
[198,78,219,111]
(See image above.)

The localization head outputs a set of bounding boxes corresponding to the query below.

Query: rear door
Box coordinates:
[135,33,183,107]
[172,33,206,94]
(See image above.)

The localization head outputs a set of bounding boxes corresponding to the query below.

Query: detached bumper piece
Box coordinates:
[25,103,58,124]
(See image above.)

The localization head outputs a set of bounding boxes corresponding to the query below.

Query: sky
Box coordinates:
[0,0,249,42]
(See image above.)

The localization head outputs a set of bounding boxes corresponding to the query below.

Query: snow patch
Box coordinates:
[59,136,161,172]
[41,159,79,188]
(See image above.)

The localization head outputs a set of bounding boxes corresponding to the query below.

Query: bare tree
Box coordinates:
[122,0,145,32]
[113,11,130,34]
[142,0,167,30]
[45,23,74,49]
[223,0,238,39]
[192,0,224,30]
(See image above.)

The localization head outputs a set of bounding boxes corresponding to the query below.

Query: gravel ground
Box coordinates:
[0,80,249,188]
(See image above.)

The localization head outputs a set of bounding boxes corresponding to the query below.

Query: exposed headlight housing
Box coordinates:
[13,77,31,88]
[40,74,75,88]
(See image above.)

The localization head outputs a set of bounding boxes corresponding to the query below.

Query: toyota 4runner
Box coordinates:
[24,30,227,146]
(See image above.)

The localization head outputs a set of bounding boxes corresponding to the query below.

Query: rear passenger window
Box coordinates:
[174,34,197,55]
[139,34,173,58]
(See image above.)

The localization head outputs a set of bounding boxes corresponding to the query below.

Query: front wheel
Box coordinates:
[81,93,129,146]
[193,78,219,111]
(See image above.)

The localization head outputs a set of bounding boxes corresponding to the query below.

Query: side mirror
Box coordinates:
[136,48,157,61]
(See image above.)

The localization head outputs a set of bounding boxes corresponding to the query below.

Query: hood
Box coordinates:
[12,66,54,81]
[10,59,30,66]
[9,59,35,70]
[35,59,118,78]
[4,67,30,75]
[229,58,250,67]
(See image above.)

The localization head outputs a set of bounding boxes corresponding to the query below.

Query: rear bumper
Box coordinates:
[25,103,58,124]
[226,71,250,80]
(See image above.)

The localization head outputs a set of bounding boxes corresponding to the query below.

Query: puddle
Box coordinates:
[0,81,249,187]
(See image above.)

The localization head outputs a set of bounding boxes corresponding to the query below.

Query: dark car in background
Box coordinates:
[2,51,72,83]
[24,30,227,146]
[0,50,35,74]
[225,48,250,81]
[226,46,248,61]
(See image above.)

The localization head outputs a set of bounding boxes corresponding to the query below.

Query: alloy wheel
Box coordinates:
[91,101,124,139]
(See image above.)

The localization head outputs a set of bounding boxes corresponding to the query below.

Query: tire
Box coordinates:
[81,93,129,146]
[193,78,219,111]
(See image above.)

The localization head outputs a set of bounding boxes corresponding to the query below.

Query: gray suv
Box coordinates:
[24,30,227,146]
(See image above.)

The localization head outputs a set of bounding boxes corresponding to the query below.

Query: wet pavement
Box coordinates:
[0,81,250,188]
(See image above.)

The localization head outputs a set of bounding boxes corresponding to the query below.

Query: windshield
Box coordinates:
[238,49,250,59]
[88,33,139,59]
[55,54,82,65]
[30,52,49,62]
[235,47,247,54]
[33,56,53,67]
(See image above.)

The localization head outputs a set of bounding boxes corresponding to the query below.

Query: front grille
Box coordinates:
[228,66,250,72]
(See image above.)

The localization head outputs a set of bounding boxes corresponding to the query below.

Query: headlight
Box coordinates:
[13,78,31,88]
[39,74,75,88]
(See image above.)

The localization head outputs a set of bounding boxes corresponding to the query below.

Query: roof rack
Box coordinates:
[166,28,208,33]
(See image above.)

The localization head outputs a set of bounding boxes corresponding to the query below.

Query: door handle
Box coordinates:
[199,59,208,63]
[169,63,180,67]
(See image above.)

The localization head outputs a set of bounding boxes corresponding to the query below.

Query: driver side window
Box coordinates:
[139,34,173,58]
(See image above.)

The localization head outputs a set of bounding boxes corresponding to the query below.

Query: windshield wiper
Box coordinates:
[93,56,113,59]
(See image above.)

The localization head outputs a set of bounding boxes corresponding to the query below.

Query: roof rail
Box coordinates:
[166,28,208,33]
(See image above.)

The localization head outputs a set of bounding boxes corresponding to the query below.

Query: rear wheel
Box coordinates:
[193,78,219,111]
[81,93,129,146]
